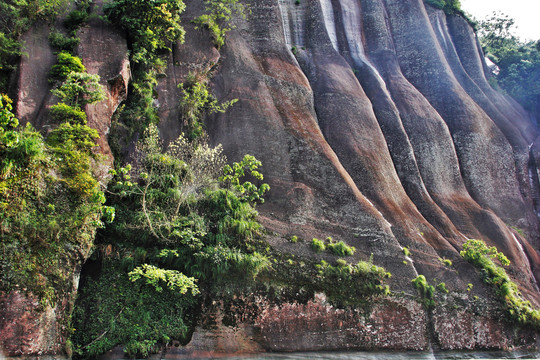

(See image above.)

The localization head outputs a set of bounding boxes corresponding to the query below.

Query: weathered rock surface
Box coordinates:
[4,0,540,356]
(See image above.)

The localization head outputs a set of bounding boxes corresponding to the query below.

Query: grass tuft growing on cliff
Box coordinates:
[461,239,540,328]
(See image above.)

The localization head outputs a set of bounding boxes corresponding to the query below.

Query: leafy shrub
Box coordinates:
[63,9,88,35]
[289,235,298,243]
[51,71,105,107]
[311,238,325,253]
[314,258,391,300]
[49,52,85,83]
[49,103,87,124]
[194,0,247,49]
[178,73,237,139]
[437,282,449,294]
[440,257,452,267]
[461,239,540,328]
[403,247,411,257]
[412,275,435,307]
[48,31,80,52]
[46,122,99,153]
[327,239,356,256]
[104,0,186,65]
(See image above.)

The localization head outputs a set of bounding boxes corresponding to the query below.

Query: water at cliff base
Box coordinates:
[197,351,540,360]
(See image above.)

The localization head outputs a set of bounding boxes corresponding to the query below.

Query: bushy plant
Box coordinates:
[403,247,411,257]
[194,0,247,49]
[73,127,270,357]
[311,238,325,253]
[327,239,356,256]
[412,274,436,307]
[178,72,238,139]
[104,0,186,65]
[460,239,540,328]
[0,94,110,306]
[49,103,87,124]
[49,52,86,83]
[49,31,80,52]
[437,282,449,294]
[314,258,391,300]
[51,71,105,107]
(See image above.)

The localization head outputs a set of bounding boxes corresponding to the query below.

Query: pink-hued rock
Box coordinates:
[78,16,130,164]
[15,22,56,128]
[0,291,64,357]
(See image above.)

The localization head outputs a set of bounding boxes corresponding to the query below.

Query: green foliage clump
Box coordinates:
[424,0,462,15]
[310,236,355,256]
[51,71,105,107]
[71,258,197,359]
[49,52,86,83]
[194,0,247,49]
[460,239,540,328]
[49,103,87,124]
[478,13,540,122]
[440,257,453,267]
[104,0,186,66]
[437,282,449,294]
[128,264,199,294]
[49,31,80,53]
[289,235,298,243]
[327,238,356,256]
[314,258,391,301]
[73,126,270,357]
[0,94,109,306]
[311,238,325,253]
[403,247,411,257]
[178,72,238,139]
[412,275,435,307]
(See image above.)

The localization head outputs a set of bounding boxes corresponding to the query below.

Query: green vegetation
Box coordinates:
[460,239,540,328]
[314,259,391,301]
[104,0,185,65]
[71,258,197,358]
[72,125,270,357]
[289,235,298,243]
[403,247,411,257]
[424,0,463,15]
[194,0,247,49]
[440,257,453,267]
[437,282,449,294]
[310,237,355,256]
[327,238,356,256]
[0,0,72,91]
[105,0,186,158]
[311,238,326,253]
[0,92,109,307]
[178,72,237,139]
[478,13,540,122]
[412,275,435,307]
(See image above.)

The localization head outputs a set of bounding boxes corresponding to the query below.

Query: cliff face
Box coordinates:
[201,0,540,295]
[2,0,540,356]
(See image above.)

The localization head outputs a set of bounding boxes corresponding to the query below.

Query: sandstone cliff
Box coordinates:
[2,0,540,357]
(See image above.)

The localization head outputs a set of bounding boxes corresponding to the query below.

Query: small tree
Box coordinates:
[51,71,105,108]
[104,0,186,65]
